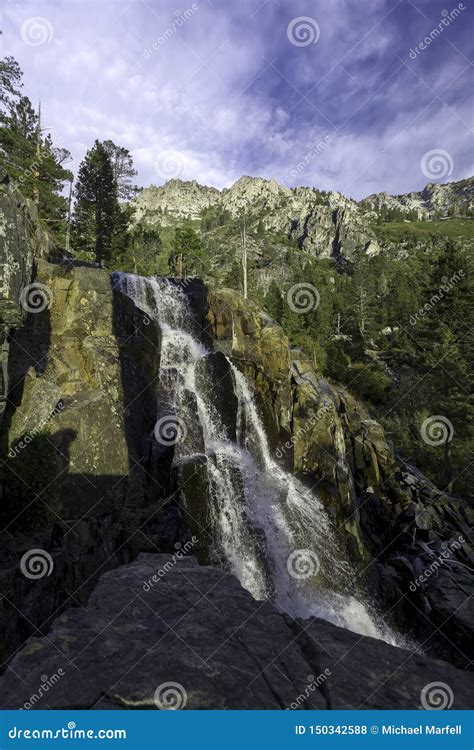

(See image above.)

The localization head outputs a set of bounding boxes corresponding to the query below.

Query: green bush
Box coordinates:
[348,363,391,405]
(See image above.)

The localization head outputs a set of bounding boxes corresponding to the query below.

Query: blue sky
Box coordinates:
[1,0,473,198]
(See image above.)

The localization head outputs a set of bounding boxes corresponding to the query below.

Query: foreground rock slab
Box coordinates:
[0,554,471,710]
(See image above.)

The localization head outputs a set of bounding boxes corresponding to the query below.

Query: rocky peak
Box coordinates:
[134,175,379,261]
[360,176,474,219]
[133,178,220,225]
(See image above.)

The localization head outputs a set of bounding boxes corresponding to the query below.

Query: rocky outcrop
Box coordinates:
[0,259,180,662]
[0,175,57,428]
[134,179,221,225]
[1,553,471,710]
[134,176,380,262]
[206,287,474,668]
[360,177,474,220]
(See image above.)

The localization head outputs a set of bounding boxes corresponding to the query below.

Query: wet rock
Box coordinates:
[195,351,238,441]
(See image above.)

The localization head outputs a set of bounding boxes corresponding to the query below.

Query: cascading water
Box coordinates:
[112,272,402,645]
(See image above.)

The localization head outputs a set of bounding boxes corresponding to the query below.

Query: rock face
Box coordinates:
[0,258,178,662]
[0,176,57,428]
[360,177,474,220]
[206,288,474,668]
[134,176,380,261]
[1,554,471,710]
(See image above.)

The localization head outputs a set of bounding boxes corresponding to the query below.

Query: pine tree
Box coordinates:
[72,141,119,264]
[102,140,138,201]
[0,50,22,117]
[0,85,72,242]
[169,227,203,276]
[263,281,284,323]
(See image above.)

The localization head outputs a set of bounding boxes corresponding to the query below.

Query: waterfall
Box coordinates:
[112,273,402,645]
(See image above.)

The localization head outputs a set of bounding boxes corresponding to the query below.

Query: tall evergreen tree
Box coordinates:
[0,56,72,244]
[72,140,119,264]
[102,140,138,201]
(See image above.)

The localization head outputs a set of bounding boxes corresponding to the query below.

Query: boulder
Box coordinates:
[0,554,471,710]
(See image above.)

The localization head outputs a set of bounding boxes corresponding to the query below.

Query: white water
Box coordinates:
[112,273,401,644]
